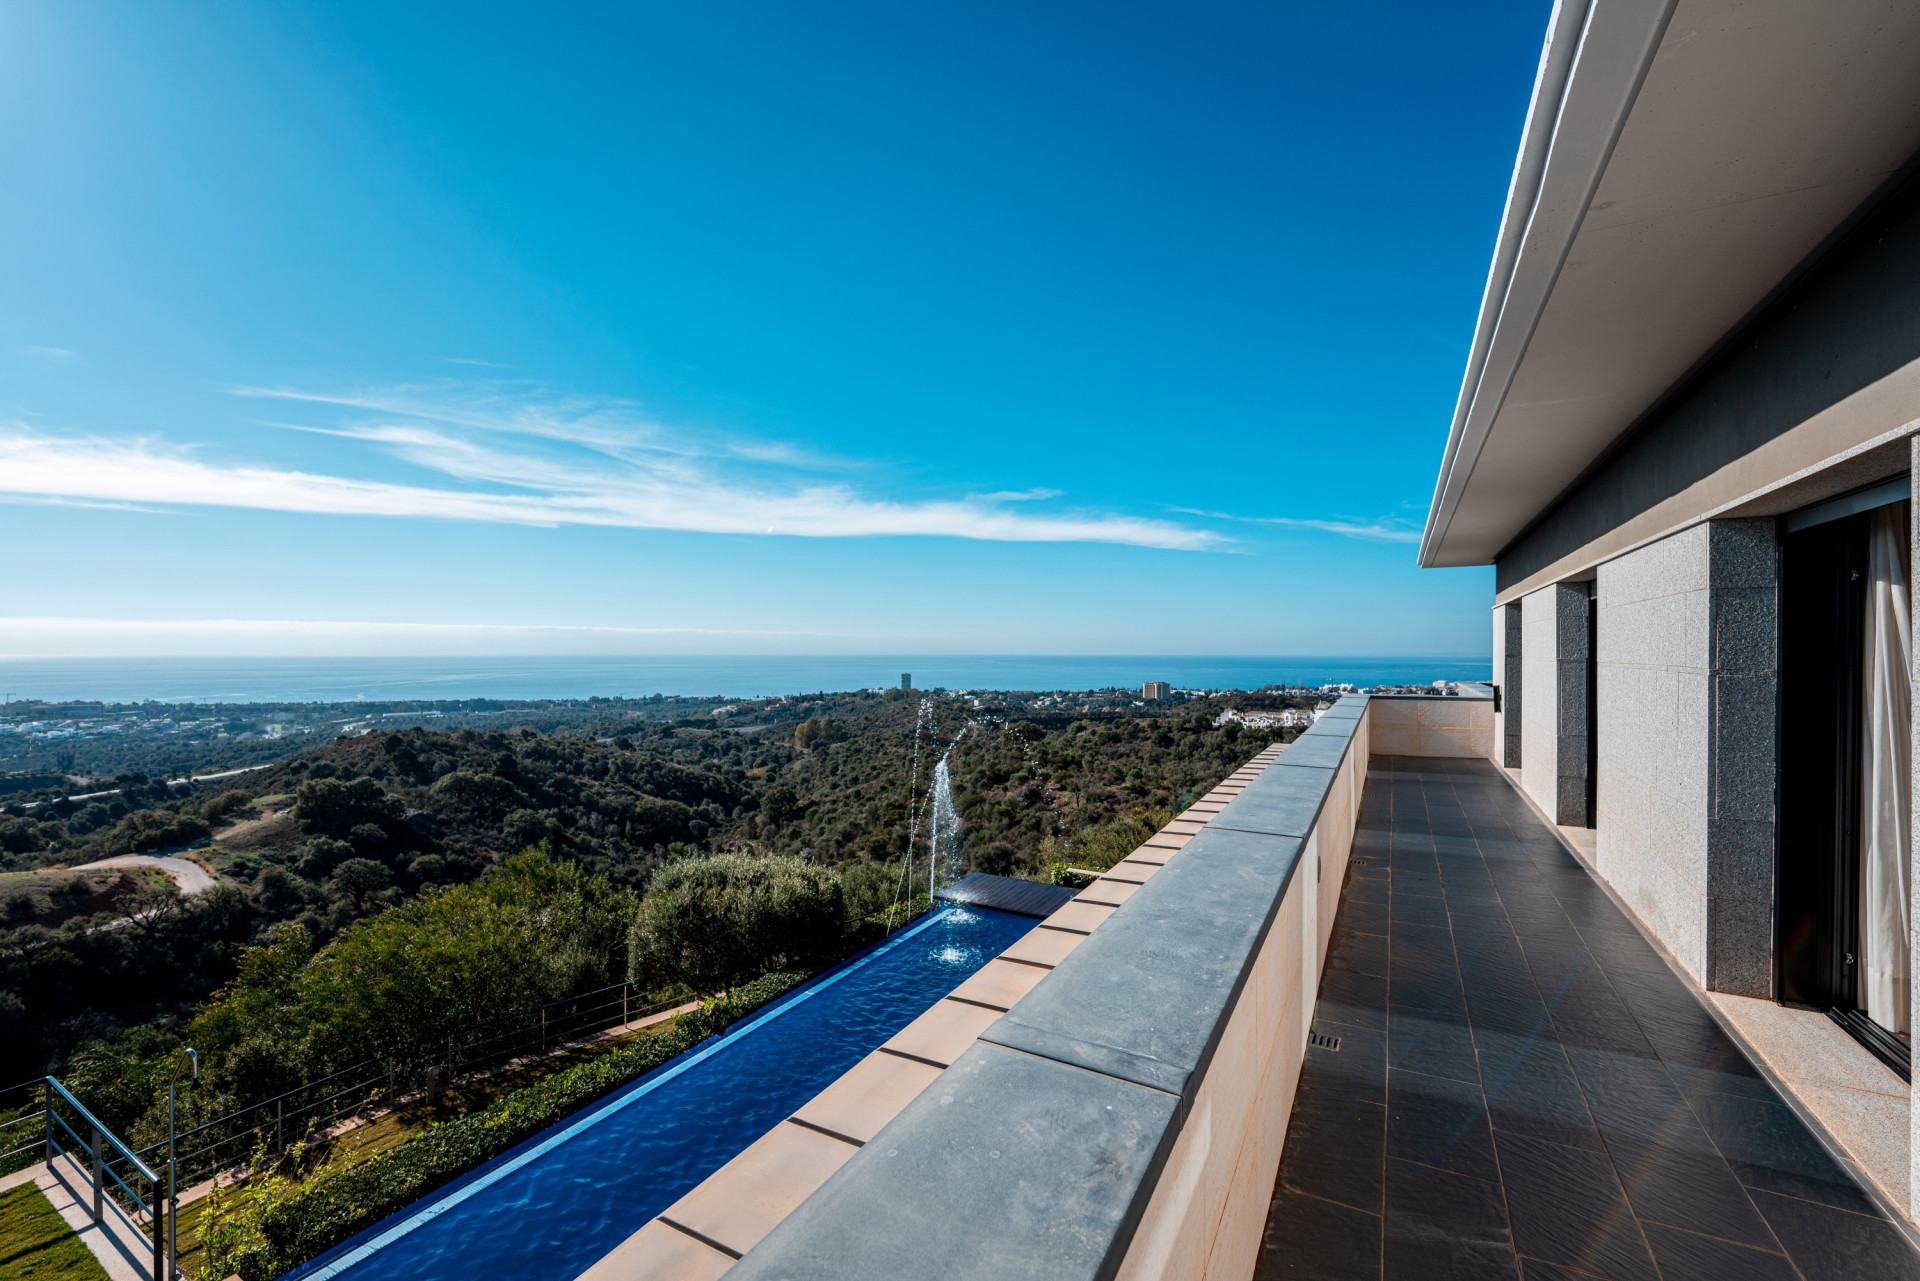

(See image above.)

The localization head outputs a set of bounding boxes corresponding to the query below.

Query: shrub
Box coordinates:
[839,860,901,920]
[201,970,807,1281]
[186,851,636,1113]
[1056,809,1171,874]
[629,855,843,995]
[292,778,397,835]
[201,790,255,823]
[427,772,523,818]
[792,717,849,751]
[328,859,392,914]
[99,809,211,856]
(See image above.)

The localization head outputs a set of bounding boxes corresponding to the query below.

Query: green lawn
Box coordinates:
[0,1183,109,1281]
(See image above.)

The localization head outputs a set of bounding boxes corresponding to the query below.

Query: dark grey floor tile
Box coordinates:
[1747,1188,1920,1281]
[1687,1091,1880,1216]
[1331,928,1389,978]
[1496,1132,1658,1281]
[1549,983,1658,1057]
[1391,972,1468,1015]
[1316,966,1388,1032]
[1517,1258,1610,1280]
[1279,1084,1385,1212]
[1302,1024,1387,1106]
[1387,1067,1499,1181]
[1383,1157,1517,1281]
[1344,876,1391,905]
[1463,981,1555,1035]
[1444,894,1510,920]
[1479,1043,1601,1151]
[1506,916,1581,944]
[1448,913,1523,954]
[1475,838,1542,864]
[1258,1188,1383,1280]
[1394,870,1445,897]
[1389,1009,1481,1084]
[1391,894,1454,928]
[1638,1222,1798,1281]
[1389,922,1460,963]
[1342,899,1391,934]
[1563,1047,1694,1143]
[1604,1125,1780,1251]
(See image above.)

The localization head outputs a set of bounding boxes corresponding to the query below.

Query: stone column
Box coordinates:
[1701,519,1778,997]
[1592,518,1776,994]
[1494,603,1523,768]
[1520,582,1590,825]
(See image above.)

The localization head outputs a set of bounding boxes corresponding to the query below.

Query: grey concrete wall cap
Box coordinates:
[723,1042,1180,1281]
[980,826,1307,1096]
[1209,762,1339,840]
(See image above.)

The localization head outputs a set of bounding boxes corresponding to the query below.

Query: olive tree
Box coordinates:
[628,854,843,995]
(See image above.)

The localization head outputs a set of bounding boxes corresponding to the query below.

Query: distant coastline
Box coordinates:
[0,654,1491,706]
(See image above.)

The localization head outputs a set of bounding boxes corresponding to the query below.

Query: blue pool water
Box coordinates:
[290,905,1034,1281]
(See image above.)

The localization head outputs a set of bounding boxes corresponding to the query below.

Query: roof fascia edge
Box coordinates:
[1418,0,1679,568]
[1419,0,1589,565]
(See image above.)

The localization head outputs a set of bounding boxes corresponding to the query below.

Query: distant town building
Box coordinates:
[900,673,912,690]
[1142,681,1170,700]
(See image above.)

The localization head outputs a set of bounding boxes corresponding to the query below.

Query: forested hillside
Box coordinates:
[0,687,1307,1083]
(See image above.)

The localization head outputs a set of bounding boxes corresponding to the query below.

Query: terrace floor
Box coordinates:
[1257,755,1920,1281]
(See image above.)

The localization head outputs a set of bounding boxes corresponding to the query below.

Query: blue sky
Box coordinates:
[0,1,1541,658]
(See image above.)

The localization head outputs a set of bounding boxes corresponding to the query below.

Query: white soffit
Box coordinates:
[1421,0,1920,568]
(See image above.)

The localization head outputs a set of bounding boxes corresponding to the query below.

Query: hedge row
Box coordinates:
[204,970,807,1281]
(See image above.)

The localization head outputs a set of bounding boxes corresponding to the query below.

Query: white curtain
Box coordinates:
[1862,502,1912,1034]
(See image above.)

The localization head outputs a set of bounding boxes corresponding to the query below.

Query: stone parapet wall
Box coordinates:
[718,696,1377,1281]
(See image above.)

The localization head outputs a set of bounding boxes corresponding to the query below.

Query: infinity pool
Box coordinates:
[288,904,1033,1281]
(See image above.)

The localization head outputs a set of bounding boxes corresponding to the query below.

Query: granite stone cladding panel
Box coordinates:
[1593,519,1777,996]
[1497,603,1523,768]
[1521,581,1591,824]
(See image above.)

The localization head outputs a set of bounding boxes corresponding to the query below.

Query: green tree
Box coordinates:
[792,717,849,751]
[628,854,843,994]
[185,850,635,1108]
[292,778,396,835]
[99,809,211,855]
[329,859,392,915]
[758,785,800,828]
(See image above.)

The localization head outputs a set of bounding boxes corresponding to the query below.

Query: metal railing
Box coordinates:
[41,1076,167,1281]
[133,980,682,1194]
[0,1078,47,1177]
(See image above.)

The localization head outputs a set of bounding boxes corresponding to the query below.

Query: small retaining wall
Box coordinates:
[1366,693,1493,759]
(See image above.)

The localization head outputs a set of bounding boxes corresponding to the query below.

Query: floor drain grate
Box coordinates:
[1307,1031,1340,1051]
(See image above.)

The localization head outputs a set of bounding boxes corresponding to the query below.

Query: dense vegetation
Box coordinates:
[198,970,808,1281]
[0,688,1301,1096]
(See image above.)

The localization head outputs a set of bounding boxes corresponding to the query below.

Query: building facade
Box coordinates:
[1421,0,1920,1210]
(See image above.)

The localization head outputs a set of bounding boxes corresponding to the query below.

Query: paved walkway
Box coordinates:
[1258,755,1920,1281]
[73,853,216,896]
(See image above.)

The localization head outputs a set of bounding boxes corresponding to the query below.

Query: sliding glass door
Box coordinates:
[1777,489,1911,1077]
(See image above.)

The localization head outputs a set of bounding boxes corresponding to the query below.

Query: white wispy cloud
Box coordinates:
[1172,506,1423,544]
[21,346,76,362]
[0,616,849,657]
[0,382,1219,550]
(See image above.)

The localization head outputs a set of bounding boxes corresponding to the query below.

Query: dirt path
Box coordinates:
[72,854,216,896]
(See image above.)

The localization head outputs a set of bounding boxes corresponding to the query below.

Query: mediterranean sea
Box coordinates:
[0,655,1491,705]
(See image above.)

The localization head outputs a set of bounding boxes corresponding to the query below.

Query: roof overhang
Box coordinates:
[1420,0,1920,568]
